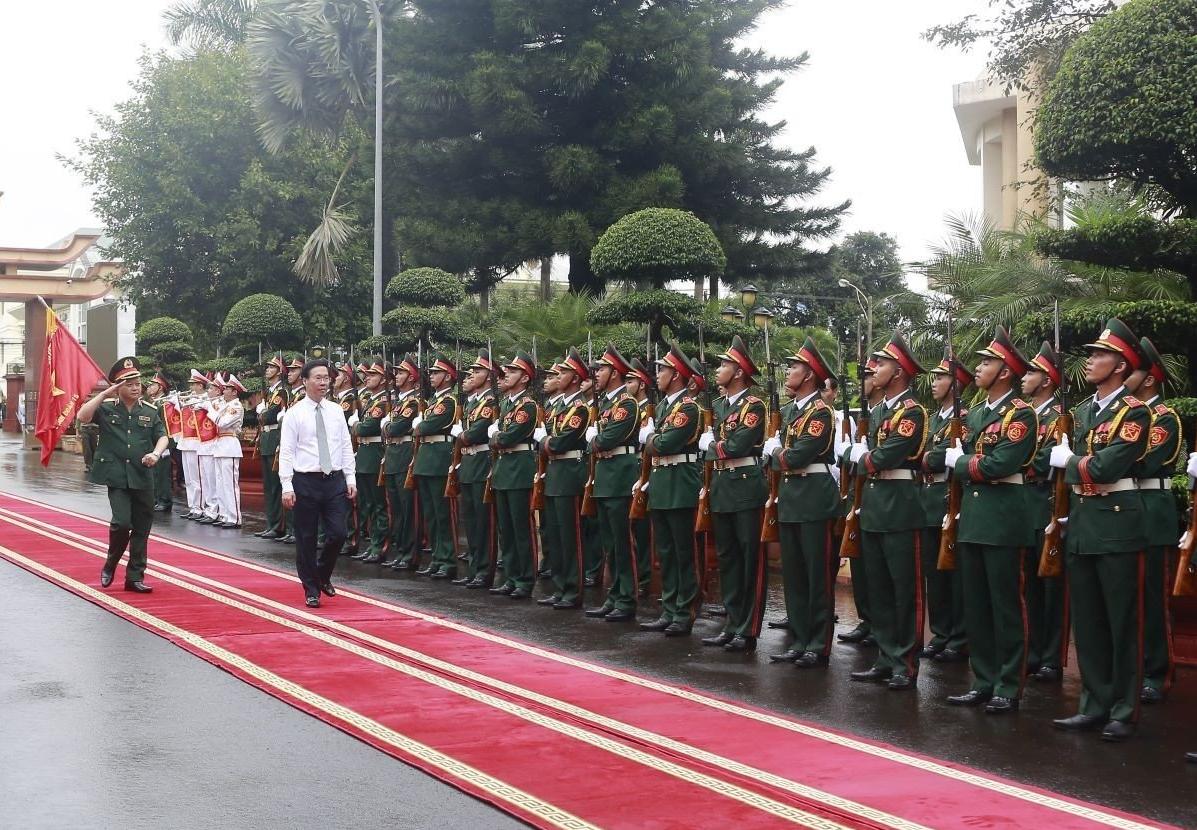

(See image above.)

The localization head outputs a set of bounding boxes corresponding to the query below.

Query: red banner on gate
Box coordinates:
[35,305,106,466]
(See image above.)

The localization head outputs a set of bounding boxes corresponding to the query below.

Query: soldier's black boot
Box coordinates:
[102,525,131,588]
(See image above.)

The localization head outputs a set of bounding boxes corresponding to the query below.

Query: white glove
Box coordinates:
[276,410,285,422]
[450,422,464,438]
[1187,451,1197,479]
[944,439,964,470]
[1044,517,1070,534]
[1049,435,1073,469]
[1180,530,1191,550]
[533,426,547,442]
[834,433,850,460]
[487,422,499,438]
[638,424,654,444]
[255,401,266,415]
[347,412,359,428]
[762,436,782,457]
[585,425,598,442]
[412,415,423,430]
[848,440,868,464]
[631,481,640,495]
[639,479,649,495]
[698,430,715,453]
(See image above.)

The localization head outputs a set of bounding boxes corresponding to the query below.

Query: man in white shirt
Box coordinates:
[279,359,358,607]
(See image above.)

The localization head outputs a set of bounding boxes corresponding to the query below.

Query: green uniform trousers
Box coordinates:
[780,520,835,656]
[386,474,419,565]
[549,495,584,605]
[1068,550,1144,723]
[261,454,286,534]
[496,488,535,591]
[461,481,491,580]
[652,508,700,624]
[540,497,560,577]
[1024,530,1066,671]
[597,496,637,612]
[712,508,765,638]
[153,450,173,507]
[861,529,922,677]
[1143,545,1172,692]
[583,515,603,581]
[958,543,1027,698]
[107,486,155,581]
[633,516,652,593]
[847,554,872,633]
[417,475,454,574]
[921,527,967,652]
[358,474,389,556]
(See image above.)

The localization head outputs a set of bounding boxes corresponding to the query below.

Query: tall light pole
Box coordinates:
[838,278,872,351]
[369,0,384,337]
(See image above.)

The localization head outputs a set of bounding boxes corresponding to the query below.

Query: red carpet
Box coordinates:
[0,489,1176,830]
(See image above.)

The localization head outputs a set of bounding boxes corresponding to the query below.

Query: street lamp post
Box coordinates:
[838,278,873,351]
[369,0,384,337]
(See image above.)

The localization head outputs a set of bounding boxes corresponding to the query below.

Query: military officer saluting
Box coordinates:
[762,337,840,668]
[452,349,499,587]
[78,357,170,593]
[943,327,1038,713]
[414,356,460,579]
[1049,318,1151,742]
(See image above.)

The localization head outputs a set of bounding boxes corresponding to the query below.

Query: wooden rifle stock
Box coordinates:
[1038,412,1073,579]
[833,412,852,537]
[444,436,462,499]
[531,445,548,511]
[629,402,654,520]
[403,399,423,491]
[936,416,963,571]
[695,407,713,533]
[760,408,782,543]
[1173,478,1197,596]
[838,419,866,559]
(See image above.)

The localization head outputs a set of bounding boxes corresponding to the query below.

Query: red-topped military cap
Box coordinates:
[210,372,227,389]
[930,347,973,389]
[470,348,496,374]
[108,356,142,384]
[597,344,631,377]
[560,347,590,380]
[687,358,707,391]
[363,358,387,376]
[655,342,694,382]
[188,368,209,385]
[266,355,286,373]
[504,351,537,379]
[1028,341,1062,388]
[787,336,837,385]
[717,335,758,377]
[1140,337,1167,385]
[395,353,419,379]
[336,361,358,385]
[624,357,652,387]
[149,372,171,392]
[288,356,305,370]
[225,373,247,394]
[430,357,458,382]
[873,332,924,376]
[1084,317,1145,370]
[976,325,1029,376]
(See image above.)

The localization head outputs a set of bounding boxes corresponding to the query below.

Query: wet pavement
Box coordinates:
[3,435,1195,828]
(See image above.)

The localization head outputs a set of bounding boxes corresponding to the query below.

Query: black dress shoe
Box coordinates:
[431,570,454,580]
[933,647,967,663]
[1185,751,1197,763]
[639,616,672,632]
[585,606,614,618]
[663,622,692,637]
[767,618,791,630]
[361,554,384,564]
[218,522,242,529]
[553,600,581,610]
[260,530,282,539]
[179,511,196,519]
[701,632,733,647]
[887,675,915,690]
[537,595,561,606]
[465,577,488,589]
[391,560,414,571]
[124,580,153,593]
[280,535,295,545]
[947,690,993,706]
[195,516,215,524]
[583,575,597,587]
[305,596,321,608]
[1053,713,1107,732]
[794,652,829,669]
[1101,720,1135,742]
[458,551,469,560]
[704,604,728,617]
[769,648,803,664]
[450,576,471,586]
[1140,685,1164,704]
[850,667,892,683]
[985,696,1019,714]
[100,569,114,588]
[1034,665,1062,682]
[509,588,532,599]
[380,558,400,568]
[538,568,553,579]
[604,609,635,622]
[860,634,878,647]
[920,643,945,659]
[320,581,336,597]
[489,584,514,595]
[415,565,434,575]
[837,624,870,643]
[723,636,756,652]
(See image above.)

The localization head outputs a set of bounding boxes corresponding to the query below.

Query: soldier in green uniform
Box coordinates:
[539,348,591,608]
[452,349,498,587]
[536,364,564,582]
[381,355,422,569]
[763,338,839,667]
[626,358,656,597]
[1049,318,1151,742]
[838,357,881,647]
[489,352,540,598]
[332,362,360,555]
[846,334,927,689]
[638,344,702,636]
[1124,337,1180,705]
[254,356,288,540]
[79,357,170,593]
[1021,342,1068,682]
[699,336,768,651]
[145,372,174,513]
[918,350,971,663]
[414,356,460,578]
[584,345,641,622]
[273,357,307,545]
[352,359,391,563]
[944,327,1038,713]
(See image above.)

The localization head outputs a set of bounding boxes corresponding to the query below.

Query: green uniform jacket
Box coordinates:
[289,385,306,406]
[920,406,964,528]
[492,392,537,490]
[1062,391,1151,555]
[1024,399,1063,530]
[593,389,640,498]
[336,388,357,423]
[951,394,1038,547]
[414,388,458,476]
[546,393,589,496]
[458,393,496,485]
[710,391,767,513]
[259,380,287,455]
[354,389,389,474]
[384,390,421,478]
[648,392,702,510]
[858,393,927,533]
[1134,397,1181,547]
[774,395,838,523]
[89,399,167,490]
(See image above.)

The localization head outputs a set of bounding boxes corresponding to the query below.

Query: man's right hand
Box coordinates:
[282,492,296,509]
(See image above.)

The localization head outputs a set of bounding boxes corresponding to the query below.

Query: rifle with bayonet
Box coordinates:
[695,322,714,534]
[581,333,599,518]
[483,338,500,505]
[530,337,548,512]
[838,331,867,559]
[1039,300,1071,579]
[834,342,851,537]
[629,329,656,520]
[445,340,464,499]
[403,341,423,491]
[937,308,964,571]
[760,323,781,543]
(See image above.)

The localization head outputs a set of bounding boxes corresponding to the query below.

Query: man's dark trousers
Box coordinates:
[293,471,350,598]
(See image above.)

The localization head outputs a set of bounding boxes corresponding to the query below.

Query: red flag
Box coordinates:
[163,400,183,437]
[35,305,106,466]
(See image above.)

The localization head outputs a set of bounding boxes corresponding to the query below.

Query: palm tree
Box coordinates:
[164,0,256,50]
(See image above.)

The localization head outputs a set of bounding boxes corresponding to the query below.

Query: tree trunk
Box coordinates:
[567,250,604,295]
[708,272,720,303]
[479,285,490,314]
[540,258,552,302]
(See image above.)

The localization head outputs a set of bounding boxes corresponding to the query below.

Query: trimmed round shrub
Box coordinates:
[221,293,303,344]
[590,208,727,287]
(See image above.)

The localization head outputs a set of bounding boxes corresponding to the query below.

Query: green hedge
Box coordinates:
[1014,300,1197,358]
[221,293,303,344]
[590,208,726,287]
[1035,217,1197,276]
[385,267,465,307]
[136,316,192,349]
[145,339,198,366]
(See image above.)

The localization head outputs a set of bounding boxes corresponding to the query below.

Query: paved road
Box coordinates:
[2,435,1195,827]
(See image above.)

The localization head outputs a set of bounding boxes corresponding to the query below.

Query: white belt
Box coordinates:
[550,450,583,461]
[927,472,948,484]
[596,446,638,459]
[260,425,279,432]
[783,463,832,477]
[652,453,698,467]
[387,435,413,445]
[1072,478,1136,496]
[422,434,452,443]
[498,443,535,454]
[218,432,238,438]
[872,469,917,481]
[461,444,488,456]
[992,473,1024,485]
[359,436,383,444]
[713,456,757,471]
[1136,478,1169,490]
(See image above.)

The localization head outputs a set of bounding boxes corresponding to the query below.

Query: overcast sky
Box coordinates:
[0,0,989,266]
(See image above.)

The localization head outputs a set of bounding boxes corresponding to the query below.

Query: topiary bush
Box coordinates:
[136,316,192,349]
[221,293,303,347]
[145,339,198,366]
[590,208,727,288]
[385,267,466,307]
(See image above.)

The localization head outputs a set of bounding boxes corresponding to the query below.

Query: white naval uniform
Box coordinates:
[196,395,222,520]
[208,398,245,524]
[177,403,202,517]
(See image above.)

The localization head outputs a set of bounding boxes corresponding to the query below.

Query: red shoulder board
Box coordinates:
[745,395,763,406]
[1123,395,1143,407]
[1011,398,1029,409]
[1155,404,1170,416]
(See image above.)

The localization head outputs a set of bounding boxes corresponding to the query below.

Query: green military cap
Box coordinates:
[504,351,537,378]
[976,325,1030,375]
[1084,317,1146,370]
[469,348,495,374]
[624,357,652,387]
[786,336,837,386]
[929,347,973,389]
[717,335,758,377]
[108,356,142,384]
[656,342,695,382]
[597,343,631,376]
[560,347,590,380]
[873,331,924,375]
[687,357,707,391]
[1140,337,1167,385]
[1027,341,1062,388]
